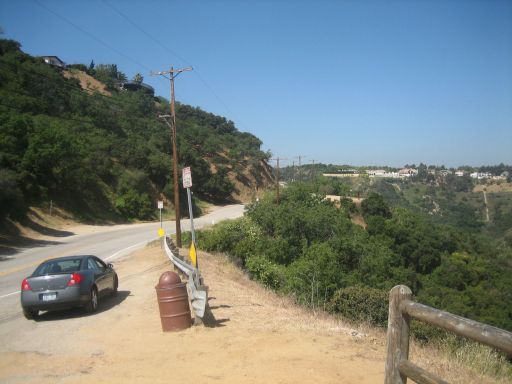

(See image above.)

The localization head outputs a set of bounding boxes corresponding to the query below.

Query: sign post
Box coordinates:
[157,201,165,238]
[182,167,198,272]
[158,200,164,228]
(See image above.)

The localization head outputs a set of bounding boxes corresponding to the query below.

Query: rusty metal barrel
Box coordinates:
[155,271,192,332]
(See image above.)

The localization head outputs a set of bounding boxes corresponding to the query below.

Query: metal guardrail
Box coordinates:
[384,285,512,384]
[163,236,207,321]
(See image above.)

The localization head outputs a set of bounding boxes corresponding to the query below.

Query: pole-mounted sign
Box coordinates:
[157,200,164,237]
[182,166,192,189]
[183,166,198,279]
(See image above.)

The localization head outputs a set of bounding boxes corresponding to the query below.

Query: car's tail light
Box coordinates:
[21,278,32,291]
[67,273,82,286]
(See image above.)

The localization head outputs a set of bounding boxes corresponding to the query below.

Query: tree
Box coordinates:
[361,192,392,218]
[132,73,143,84]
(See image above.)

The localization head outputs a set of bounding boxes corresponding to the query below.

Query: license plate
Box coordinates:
[42,293,57,301]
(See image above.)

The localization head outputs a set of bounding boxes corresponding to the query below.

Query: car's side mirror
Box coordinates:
[108,263,114,269]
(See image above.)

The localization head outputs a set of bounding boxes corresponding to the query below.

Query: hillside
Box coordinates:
[0,38,273,225]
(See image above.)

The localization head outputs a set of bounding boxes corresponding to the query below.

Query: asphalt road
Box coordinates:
[0,204,244,322]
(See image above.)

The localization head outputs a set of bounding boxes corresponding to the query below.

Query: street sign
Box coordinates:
[182,166,192,188]
[189,242,197,267]
[158,201,163,209]
[158,228,165,237]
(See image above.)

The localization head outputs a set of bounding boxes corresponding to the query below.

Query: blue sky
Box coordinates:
[1,0,511,168]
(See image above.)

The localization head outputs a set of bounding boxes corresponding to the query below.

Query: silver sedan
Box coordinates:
[20,255,118,319]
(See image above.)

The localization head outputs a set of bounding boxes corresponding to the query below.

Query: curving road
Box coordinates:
[0,204,244,322]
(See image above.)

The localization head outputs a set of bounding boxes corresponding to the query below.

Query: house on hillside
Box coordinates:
[470,172,491,179]
[121,81,155,96]
[398,168,418,177]
[40,55,65,68]
[455,170,465,177]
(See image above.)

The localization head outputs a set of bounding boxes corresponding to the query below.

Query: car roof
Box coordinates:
[41,255,95,263]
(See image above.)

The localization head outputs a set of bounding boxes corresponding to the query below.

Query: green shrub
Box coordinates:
[245,255,284,290]
[114,190,152,219]
[284,243,344,308]
[196,217,262,264]
[328,285,389,327]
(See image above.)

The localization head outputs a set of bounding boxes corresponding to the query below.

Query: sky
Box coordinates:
[1,0,511,168]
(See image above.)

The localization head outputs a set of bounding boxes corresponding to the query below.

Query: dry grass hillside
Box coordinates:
[63,68,111,95]
[209,156,274,203]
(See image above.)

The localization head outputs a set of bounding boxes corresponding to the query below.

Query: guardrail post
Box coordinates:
[385,285,412,384]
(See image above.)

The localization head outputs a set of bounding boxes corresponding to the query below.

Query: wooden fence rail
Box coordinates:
[384,285,512,384]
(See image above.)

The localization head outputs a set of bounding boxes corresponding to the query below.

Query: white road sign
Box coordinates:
[182,167,192,188]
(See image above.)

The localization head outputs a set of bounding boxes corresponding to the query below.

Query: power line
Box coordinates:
[100,0,246,129]
[34,0,246,132]
[1,58,162,113]
[33,0,153,73]
[0,100,97,126]
[100,0,190,68]
[3,84,130,120]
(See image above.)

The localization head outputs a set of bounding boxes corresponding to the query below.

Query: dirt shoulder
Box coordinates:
[0,243,505,383]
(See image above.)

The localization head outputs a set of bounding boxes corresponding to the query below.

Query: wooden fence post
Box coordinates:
[385,285,412,384]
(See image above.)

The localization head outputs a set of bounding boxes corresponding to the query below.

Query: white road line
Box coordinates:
[0,291,20,299]
[104,238,157,261]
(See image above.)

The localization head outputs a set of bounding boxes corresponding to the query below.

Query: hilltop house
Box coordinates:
[40,56,65,68]
[121,81,155,96]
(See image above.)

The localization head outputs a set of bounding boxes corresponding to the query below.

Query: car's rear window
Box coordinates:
[34,259,82,275]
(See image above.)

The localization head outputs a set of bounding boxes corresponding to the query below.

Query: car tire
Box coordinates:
[112,276,118,297]
[23,307,39,320]
[85,287,98,313]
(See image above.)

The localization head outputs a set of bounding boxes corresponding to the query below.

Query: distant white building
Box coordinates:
[398,168,418,177]
[455,170,465,177]
[366,170,386,176]
[367,170,401,179]
[470,172,491,179]
[323,173,360,178]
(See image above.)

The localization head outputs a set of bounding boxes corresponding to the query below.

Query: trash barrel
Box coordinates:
[155,271,192,332]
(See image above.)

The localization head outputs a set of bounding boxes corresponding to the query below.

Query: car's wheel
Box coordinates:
[85,287,98,313]
[112,276,118,297]
[23,307,39,320]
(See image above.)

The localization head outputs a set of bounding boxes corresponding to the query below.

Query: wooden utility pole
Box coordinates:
[152,66,192,247]
[271,157,287,204]
[296,155,306,182]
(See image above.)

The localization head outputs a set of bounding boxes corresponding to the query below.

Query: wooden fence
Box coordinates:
[384,285,512,384]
